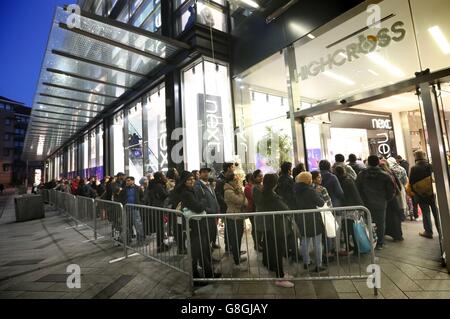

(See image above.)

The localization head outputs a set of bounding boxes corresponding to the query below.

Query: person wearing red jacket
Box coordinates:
[71,176,81,195]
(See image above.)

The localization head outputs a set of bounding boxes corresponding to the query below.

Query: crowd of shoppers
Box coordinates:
[40,149,441,288]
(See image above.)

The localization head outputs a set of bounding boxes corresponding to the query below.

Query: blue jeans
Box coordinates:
[418,199,441,235]
[301,234,322,267]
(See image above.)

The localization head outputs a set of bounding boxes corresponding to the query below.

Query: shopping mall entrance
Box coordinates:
[296,69,450,271]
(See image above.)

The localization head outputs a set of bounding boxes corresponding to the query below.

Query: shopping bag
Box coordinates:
[353,218,373,254]
[182,208,207,221]
[320,205,339,238]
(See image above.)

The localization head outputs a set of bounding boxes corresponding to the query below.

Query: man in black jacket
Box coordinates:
[276,161,296,209]
[117,177,145,245]
[179,172,221,285]
[356,155,395,250]
[195,167,221,250]
[409,151,441,239]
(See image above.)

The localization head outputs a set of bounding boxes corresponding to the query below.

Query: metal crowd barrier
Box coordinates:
[48,192,378,296]
[40,189,50,204]
[124,204,190,275]
[184,206,378,295]
[48,189,57,206]
[76,196,96,232]
[95,199,126,254]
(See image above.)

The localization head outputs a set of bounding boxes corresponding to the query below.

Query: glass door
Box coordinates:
[417,80,450,268]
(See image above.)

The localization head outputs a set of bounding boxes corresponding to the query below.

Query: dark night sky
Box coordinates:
[0,0,70,107]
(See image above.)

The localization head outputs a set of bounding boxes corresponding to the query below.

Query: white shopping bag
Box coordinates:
[319,204,339,238]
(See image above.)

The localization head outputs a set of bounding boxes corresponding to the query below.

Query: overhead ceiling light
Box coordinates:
[392,95,418,104]
[290,22,308,35]
[367,69,379,76]
[306,34,315,39]
[240,0,260,9]
[428,26,450,55]
[367,52,405,78]
[322,71,355,86]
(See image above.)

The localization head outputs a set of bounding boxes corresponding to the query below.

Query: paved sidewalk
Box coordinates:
[0,191,448,299]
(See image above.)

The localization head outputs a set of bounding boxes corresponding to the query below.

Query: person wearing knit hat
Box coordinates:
[356,155,395,250]
[178,171,222,285]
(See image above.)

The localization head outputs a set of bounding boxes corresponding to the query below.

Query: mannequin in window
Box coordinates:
[184,5,196,31]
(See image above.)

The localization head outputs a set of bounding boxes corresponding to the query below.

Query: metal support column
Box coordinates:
[284,46,306,166]
[420,82,450,272]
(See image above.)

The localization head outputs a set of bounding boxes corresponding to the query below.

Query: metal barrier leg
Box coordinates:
[94,201,98,240]
[185,218,194,294]
[122,206,128,259]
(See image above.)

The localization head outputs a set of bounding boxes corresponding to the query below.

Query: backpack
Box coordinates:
[413,176,433,198]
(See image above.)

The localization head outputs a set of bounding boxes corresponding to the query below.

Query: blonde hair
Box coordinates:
[295,172,312,184]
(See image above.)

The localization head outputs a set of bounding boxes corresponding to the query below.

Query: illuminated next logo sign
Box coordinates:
[372,118,392,130]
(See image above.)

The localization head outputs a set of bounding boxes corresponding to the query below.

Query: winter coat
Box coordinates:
[332,162,357,180]
[117,185,144,206]
[71,180,79,194]
[103,181,113,201]
[356,166,395,213]
[258,191,290,236]
[253,184,265,231]
[275,174,296,209]
[348,161,366,176]
[320,170,345,207]
[194,180,220,214]
[180,187,206,214]
[409,160,434,203]
[223,181,247,219]
[77,184,96,198]
[215,173,228,216]
[145,181,169,207]
[294,183,325,237]
[389,162,408,186]
[111,179,125,201]
[338,176,364,207]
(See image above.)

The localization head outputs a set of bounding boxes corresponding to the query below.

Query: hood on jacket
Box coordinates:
[294,182,311,193]
[364,166,382,177]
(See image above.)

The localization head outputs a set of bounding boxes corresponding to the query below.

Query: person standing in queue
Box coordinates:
[215,162,236,253]
[195,167,221,251]
[178,172,221,286]
[223,172,248,270]
[356,155,395,250]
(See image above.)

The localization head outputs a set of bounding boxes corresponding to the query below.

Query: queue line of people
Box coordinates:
[39,149,440,288]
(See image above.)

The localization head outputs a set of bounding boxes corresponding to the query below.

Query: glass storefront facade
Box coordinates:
[181,58,234,172]
[231,0,450,169]
[42,0,450,184]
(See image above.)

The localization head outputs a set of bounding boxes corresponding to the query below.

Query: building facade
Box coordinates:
[22,0,450,270]
[0,97,41,186]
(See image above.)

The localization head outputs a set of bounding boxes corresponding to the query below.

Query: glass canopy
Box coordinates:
[23,6,189,160]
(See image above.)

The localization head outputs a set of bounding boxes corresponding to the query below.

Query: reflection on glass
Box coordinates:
[128,103,144,179]
[293,0,421,108]
[112,114,125,175]
[144,87,167,173]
